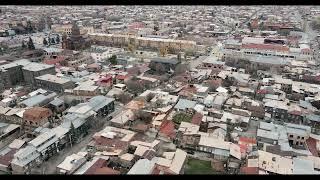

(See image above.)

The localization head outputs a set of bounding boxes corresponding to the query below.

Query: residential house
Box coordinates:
[56,152,87,174]
[23,107,53,136]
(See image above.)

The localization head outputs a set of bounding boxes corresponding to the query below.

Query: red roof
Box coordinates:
[0,149,17,166]
[242,43,289,52]
[85,158,120,175]
[43,56,65,65]
[301,48,311,53]
[306,137,319,157]
[159,120,176,139]
[257,89,267,94]
[128,22,145,29]
[239,144,248,153]
[93,136,128,150]
[116,74,128,80]
[239,137,257,145]
[240,167,259,174]
[191,113,203,126]
[288,110,302,116]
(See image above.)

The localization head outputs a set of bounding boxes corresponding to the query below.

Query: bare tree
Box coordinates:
[126,80,144,95]
[134,110,153,124]
[116,92,132,104]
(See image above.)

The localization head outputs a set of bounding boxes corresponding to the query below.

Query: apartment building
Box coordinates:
[88,33,197,53]
[35,74,75,93]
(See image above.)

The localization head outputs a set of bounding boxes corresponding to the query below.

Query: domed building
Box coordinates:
[62,22,90,50]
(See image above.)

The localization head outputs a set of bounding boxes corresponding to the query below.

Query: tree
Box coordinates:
[134,110,153,124]
[27,37,35,50]
[69,121,76,144]
[159,46,167,57]
[174,64,188,75]
[172,112,192,125]
[126,80,144,95]
[109,55,117,65]
[43,38,48,46]
[22,41,26,49]
[116,92,132,104]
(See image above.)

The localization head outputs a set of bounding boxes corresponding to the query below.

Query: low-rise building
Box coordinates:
[56,152,87,174]
[22,107,53,136]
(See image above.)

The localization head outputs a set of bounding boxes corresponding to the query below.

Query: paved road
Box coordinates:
[34,105,124,174]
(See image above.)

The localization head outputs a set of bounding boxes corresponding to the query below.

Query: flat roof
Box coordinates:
[36,74,71,84]
[22,62,54,72]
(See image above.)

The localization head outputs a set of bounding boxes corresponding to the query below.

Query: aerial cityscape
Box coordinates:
[0,5,320,175]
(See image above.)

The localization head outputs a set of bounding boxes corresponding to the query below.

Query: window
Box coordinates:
[297,136,300,139]
[289,135,293,138]
[301,137,304,140]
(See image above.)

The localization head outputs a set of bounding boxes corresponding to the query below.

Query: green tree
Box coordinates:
[109,55,117,65]
[27,37,35,50]
[69,121,76,145]
[172,112,192,125]
[43,38,48,46]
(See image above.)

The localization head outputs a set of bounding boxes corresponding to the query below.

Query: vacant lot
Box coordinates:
[184,158,221,174]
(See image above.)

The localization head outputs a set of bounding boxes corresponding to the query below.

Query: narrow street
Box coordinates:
[33,105,124,174]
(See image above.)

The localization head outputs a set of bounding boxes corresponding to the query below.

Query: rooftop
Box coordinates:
[35,74,71,84]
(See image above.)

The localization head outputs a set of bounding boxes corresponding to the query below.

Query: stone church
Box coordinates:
[62,22,90,50]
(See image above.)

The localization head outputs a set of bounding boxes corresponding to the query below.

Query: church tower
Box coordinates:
[62,32,68,49]
[71,22,81,37]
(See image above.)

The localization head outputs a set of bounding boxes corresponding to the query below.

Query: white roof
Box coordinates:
[258,150,293,174]
[22,62,54,72]
[36,74,71,84]
[57,153,86,171]
[29,130,56,148]
[199,136,231,150]
[110,109,134,125]
[168,149,187,174]
[178,122,200,135]
[242,37,265,44]
[216,86,228,93]
[230,143,241,160]
[120,153,135,162]
[154,157,172,167]
[8,139,26,149]
[134,145,150,157]
[127,159,156,174]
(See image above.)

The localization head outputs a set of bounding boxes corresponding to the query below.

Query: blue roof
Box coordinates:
[21,94,48,107]
[306,114,320,122]
[174,99,197,110]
